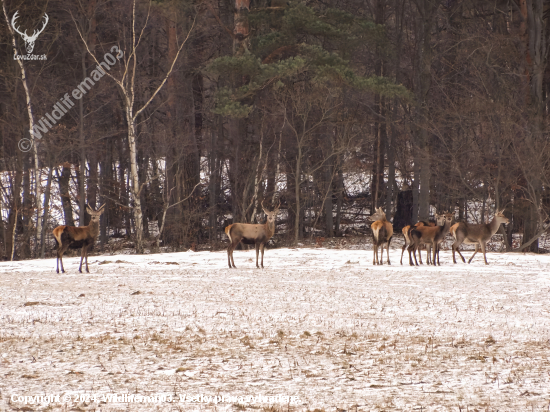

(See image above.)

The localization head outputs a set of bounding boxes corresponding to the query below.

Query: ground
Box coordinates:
[0,246,549,411]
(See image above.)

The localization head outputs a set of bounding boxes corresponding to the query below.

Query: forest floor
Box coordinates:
[0,245,549,411]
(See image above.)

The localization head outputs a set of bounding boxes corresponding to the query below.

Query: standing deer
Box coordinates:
[400,217,443,265]
[369,207,393,265]
[53,204,105,273]
[408,212,454,266]
[225,199,280,269]
[450,210,509,265]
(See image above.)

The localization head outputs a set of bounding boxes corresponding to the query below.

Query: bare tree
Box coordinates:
[73,0,196,252]
[2,0,43,255]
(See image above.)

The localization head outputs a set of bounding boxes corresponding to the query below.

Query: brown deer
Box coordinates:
[399,217,443,265]
[53,204,105,273]
[369,207,393,265]
[450,210,509,265]
[225,199,280,269]
[408,212,454,266]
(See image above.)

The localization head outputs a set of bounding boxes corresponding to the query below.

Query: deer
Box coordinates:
[369,207,393,265]
[11,11,49,54]
[399,217,443,265]
[53,204,105,273]
[408,212,454,266]
[450,209,509,265]
[225,199,280,269]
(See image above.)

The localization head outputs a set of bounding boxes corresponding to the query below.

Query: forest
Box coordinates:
[0,0,549,260]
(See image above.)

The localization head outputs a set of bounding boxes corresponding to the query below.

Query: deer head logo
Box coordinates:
[11,11,49,54]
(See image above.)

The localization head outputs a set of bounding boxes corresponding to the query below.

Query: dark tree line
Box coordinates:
[0,0,549,260]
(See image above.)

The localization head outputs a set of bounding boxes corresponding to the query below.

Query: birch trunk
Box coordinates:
[126,105,144,253]
[79,51,87,225]
[2,0,42,255]
[250,134,264,223]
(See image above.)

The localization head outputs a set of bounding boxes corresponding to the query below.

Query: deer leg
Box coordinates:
[255,243,260,269]
[85,247,89,273]
[386,239,391,265]
[468,244,479,264]
[457,249,466,263]
[408,244,418,266]
[228,241,237,268]
[230,242,237,268]
[481,242,488,265]
[373,243,376,265]
[433,242,440,266]
[56,249,60,273]
[451,242,457,263]
[425,244,429,265]
[260,243,265,268]
[452,240,466,263]
[58,244,69,273]
[227,246,232,269]
[411,243,420,266]
[400,243,406,265]
[78,246,86,273]
[232,242,238,268]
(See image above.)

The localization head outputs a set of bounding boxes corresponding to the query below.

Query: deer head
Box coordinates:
[262,198,281,226]
[494,209,509,225]
[12,11,49,54]
[369,207,387,222]
[86,204,105,224]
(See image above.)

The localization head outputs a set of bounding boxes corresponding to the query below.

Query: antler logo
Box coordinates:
[11,11,49,54]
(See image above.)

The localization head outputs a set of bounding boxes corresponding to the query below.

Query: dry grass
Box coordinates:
[1,249,550,411]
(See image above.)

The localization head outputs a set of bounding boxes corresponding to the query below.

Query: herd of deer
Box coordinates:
[52,202,509,273]
[369,207,510,267]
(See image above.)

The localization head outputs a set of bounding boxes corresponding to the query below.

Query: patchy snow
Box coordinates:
[1,246,549,411]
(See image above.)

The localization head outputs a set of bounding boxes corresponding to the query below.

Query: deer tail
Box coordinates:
[224,225,232,244]
[52,226,65,250]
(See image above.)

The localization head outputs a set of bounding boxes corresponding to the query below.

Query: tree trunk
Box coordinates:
[517,0,547,252]
[79,52,87,225]
[209,122,219,241]
[334,163,344,235]
[324,163,334,237]
[386,100,396,219]
[126,109,144,253]
[20,155,32,259]
[2,0,42,256]
[39,164,53,258]
[57,163,75,227]
[6,155,23,261]
[294,145,302,242]
[100,138,112,246]
[412,0,437,222]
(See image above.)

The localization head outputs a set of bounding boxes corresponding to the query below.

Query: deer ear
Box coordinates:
[98,204,106,214]
[86,205,93,215]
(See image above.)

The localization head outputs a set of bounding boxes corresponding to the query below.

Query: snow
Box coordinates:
[1,246,549,411]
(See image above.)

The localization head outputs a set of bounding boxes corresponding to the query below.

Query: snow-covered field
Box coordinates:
[1,246,549,411]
